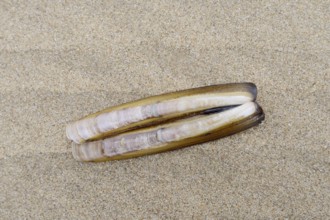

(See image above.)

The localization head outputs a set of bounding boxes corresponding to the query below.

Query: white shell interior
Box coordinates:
[67,93,254,143]
[73,102,257,161]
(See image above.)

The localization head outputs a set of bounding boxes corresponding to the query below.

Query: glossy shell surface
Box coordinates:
[67,83,257,144]
[66,83,265,162]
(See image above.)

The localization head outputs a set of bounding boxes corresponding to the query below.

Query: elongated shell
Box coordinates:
[72,102,264,162]
[66,83,257,143]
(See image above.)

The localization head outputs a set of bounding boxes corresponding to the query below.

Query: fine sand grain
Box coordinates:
[1,1,329,219]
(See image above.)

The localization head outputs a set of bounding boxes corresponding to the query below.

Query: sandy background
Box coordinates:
[1,0,329,219]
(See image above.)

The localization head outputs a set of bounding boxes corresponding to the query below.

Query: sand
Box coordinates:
[1,1,329,219]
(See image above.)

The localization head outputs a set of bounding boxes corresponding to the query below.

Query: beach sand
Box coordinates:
[1,1,329,219]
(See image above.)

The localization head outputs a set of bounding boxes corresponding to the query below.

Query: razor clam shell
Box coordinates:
[72,102,264,162]
[67,83,257,144]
